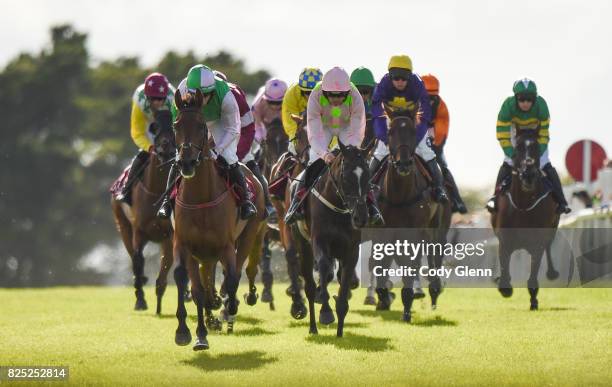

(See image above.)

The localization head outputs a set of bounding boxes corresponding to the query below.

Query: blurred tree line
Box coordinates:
[0,25,271,287]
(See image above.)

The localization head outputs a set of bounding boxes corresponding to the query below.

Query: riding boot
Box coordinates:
[369,157,382,186]
[486,163,513,213]
[424,159,449,203]
[246,160,276,222]
[229,163,257,220]
[439,164,468,214]
[284,158,326,225]
[367,190,385,226]
[117,150,149,203]
[543,164,571,214]
[156,162,179,219]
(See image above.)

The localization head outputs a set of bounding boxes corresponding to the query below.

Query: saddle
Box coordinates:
[169,161,257,204]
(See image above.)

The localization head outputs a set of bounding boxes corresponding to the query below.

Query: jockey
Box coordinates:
[157,64,257,220]
[284,67,383,225]
[281,67,323,155]
[117,72,175,203]
[350,67,377,117]
[421,73,468,214]
[487,78,570,214]
[246,77,289,218]
[370,55,449,203]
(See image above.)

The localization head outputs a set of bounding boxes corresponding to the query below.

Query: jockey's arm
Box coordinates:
[306,91,331,160]
[130,101,153,151]
[537,97,551,155]
[414,77,432,144]
[370,79,388,144]
[496,98,514,157]
[341,89,366,147]
[216,92,242,155]
[281,85,301,141]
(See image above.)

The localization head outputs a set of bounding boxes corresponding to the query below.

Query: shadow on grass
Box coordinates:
[537,307,576,312]
[182,350,278,371]
[183,315,264,325]
[305,332,393,352]
[288,320,369,329]
[352,309,457,327]
[233,327,278,336]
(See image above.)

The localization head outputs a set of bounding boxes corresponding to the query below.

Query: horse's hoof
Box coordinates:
[269,301,276,311]
[193,337,209,351]
[309,327,318,335]
[364,295,376,306]
[546,270,560,281]
[285,285,296,297]
[211,294,222,310]
[319,309,335,325]
[498,286,513,298]
[376,301,390,311]
[134,299,148,311]
[403,310,412,323]
[206,316,222,331]
[530,301,539,311]
[175,329,192,346]
[261,288,273,303]
[244,292,258,306]
[431,304,437,311]
[291,301,308,320]
[350,279,360,290]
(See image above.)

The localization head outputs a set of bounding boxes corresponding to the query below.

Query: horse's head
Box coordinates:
[334,142,371,229]
[173,89,209,179]
[291,112,310,165]
[387,115,417,176]
[513,129,540,191]
[265,118,288,162]
[149,109,176,163]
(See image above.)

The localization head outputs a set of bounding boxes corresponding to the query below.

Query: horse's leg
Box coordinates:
[401,266,416,323]
[336,252,357,338]
[155,237,173,315]
[528,247,545,311]
[286,234,307,319]
[498,242,513,298]
[173,246,191,345]
[199,261,222,331]
[427,252,442,310]
[131,231,148,311]
[243,226,265,306]
[187,256,209,350]
[113,204,137,308]
[221,244,240,334]
[260,232,275,306]
[364,272,377,305]
[297,231,317,334]
[375,256,392,310]
[545,243,560,280]
[313,238,335,325]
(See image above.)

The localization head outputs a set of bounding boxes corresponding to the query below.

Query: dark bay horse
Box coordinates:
[296,142,371,337]
[111,110,176,313]
[269,113,311,319]
[172,90,265,350]
[375,115,451,322]
[256,117,289,309]
[491,130,560,310]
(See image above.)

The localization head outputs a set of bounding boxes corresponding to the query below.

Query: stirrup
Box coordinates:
[240,201,257,220]
[486,197,496,213]
[157,199,172,219]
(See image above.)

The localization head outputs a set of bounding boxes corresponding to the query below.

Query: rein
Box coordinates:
[506,171,551,212]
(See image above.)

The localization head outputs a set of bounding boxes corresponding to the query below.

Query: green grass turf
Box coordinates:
[1,285,611,386]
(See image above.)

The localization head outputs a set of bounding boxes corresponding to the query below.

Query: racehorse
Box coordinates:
[172,89,265,350]
[374,114,451,322]
[111,109,176,314]
[491,129,560,310]
[295,142,372,337]
[256,117,288,309]
[268,113,310,319]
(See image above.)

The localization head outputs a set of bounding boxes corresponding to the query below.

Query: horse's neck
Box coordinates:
[509,174,545,207]
[143,155,169,194]
[383,164,423,201]
[318,168,344,207]
[179,159,223,202]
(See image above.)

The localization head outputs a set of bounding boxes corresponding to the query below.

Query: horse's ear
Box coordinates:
[174,89,182,110]
[338,140,347,154]
[194,89,204,107]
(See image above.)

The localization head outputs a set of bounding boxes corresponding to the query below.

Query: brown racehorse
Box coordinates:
[375,115,451,322]
[111,109,176,314]
[491,130,560,310]
[268,113,311,319]
[255,117,288,309]
[295,142,372,337]
[172,89,265,350]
